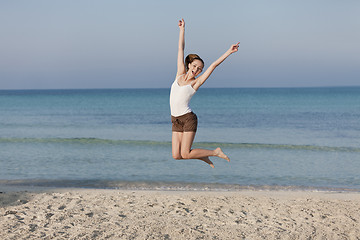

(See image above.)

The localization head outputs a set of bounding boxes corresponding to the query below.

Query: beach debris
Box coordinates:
[85,212,94,217]
[58,205,66,210]
[4,210,17,215]
[17,199,28,204]
[29,224,38,232]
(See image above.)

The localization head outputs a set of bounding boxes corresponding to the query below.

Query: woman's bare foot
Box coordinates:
[214,147,230,162]
[198,157,215,168]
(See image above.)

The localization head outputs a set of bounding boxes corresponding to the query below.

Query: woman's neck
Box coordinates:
[184,72,195,82]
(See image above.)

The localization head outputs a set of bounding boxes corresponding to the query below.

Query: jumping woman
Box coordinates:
[170,18,240,168]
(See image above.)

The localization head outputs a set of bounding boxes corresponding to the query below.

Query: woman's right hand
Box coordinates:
[178,18,185,30]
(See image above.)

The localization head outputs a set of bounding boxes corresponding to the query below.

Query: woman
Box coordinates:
[170,18,239,168]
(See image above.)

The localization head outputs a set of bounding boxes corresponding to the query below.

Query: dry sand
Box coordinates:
[1,188,360,239]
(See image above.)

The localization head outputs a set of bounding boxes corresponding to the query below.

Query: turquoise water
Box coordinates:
[1,87,360,191]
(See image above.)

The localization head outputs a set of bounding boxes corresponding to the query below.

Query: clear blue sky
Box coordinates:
[1,0,359,89]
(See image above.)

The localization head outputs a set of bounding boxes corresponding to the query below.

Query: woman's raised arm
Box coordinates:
[193,42,240,91]
[177,19,186,77]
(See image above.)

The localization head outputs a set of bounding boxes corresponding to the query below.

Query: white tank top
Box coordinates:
[169,75,196,117]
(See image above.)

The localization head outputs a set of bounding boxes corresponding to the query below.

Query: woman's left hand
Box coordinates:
[228,42,240,54]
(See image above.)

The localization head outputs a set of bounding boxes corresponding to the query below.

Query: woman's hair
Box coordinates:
[185,54,204,71]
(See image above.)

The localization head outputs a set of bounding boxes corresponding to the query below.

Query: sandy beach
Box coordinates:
[1,189,359,239]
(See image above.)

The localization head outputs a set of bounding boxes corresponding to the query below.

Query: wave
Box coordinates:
[1,179,359,192]
[1,137,359,152]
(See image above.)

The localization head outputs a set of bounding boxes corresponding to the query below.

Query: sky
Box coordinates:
[1,0,359,89]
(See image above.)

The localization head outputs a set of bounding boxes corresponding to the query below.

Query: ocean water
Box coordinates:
[1,87,360,191]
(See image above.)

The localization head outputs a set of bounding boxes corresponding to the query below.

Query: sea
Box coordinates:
[1,87,360,191]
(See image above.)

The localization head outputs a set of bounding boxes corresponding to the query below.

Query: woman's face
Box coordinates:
[188,59,204,77]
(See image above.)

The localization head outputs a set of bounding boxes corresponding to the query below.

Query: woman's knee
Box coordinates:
[172,154,182,160]
[180,151,190,159]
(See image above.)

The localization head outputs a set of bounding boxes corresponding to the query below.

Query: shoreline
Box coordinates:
[2,179,360,194]
[1,188,359,239]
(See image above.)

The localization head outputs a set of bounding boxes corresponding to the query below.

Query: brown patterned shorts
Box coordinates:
[171,112,198,132]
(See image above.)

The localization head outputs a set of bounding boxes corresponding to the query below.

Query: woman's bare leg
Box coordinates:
[172,132,183,160]
[172,132,217,167]
[198,157,215,168]
[181,132,230,162]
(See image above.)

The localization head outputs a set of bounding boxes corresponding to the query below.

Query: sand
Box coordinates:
[1,188,359,239]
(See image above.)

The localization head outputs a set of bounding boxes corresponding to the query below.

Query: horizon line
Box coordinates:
[1,85,360,91]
